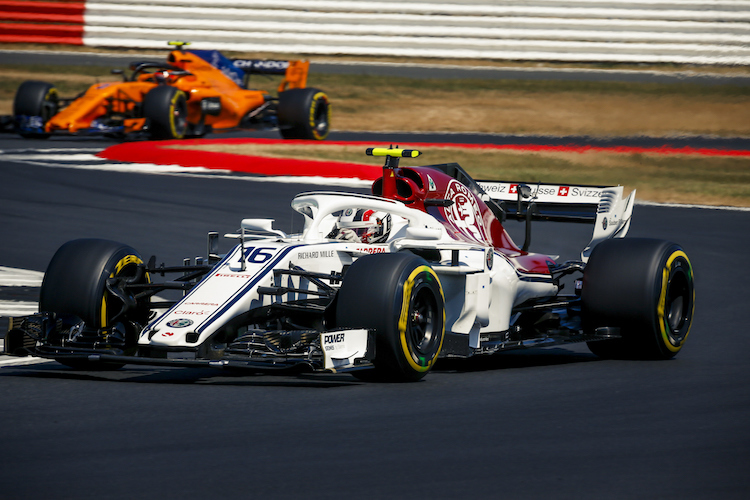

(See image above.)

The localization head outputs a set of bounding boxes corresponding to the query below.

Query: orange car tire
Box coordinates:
[143,86,188,140]
[277,88,330,140]
[13,80,59,139]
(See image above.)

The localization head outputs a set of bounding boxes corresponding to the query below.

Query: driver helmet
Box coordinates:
[154,70,171,83]
[335,208,392,243]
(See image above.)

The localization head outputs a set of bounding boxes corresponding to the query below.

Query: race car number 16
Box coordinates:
[243,247,276,264]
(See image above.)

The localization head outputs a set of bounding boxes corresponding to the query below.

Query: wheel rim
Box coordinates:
[665,269,690,339]
[313,98,329,137]
[407,284,439,357]
[102,254,149,327]
[41,93,58,121]
[173,97,187,136]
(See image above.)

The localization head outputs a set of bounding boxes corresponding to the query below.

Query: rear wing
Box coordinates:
[477,180,636,262]
[478,180,608,222]
[231,59,309,91]
[184,48,309,91]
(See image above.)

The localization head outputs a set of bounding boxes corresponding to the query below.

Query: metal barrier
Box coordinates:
[2,0,749,64]
[0,1,85,45]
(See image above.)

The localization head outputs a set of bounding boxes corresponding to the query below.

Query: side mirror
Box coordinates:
[518,184,532,199]
[111,69,126,81]
[207,232,220,264]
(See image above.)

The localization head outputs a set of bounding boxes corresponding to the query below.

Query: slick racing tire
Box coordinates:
[277,88,330,140]
[582,238,695,360]
[335,252,445,382]
[143,85,188,140]
[40,239,151,369]
[13,80,59,139]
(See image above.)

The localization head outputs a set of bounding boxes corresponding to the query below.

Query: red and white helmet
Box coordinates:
[336,208,392,243]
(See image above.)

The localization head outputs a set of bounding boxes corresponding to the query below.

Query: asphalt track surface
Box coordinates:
[1,131,749,499]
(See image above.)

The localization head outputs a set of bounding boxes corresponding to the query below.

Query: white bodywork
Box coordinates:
[140,186,633,358]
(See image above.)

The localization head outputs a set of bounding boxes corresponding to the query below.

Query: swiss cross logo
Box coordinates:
[558,186,570,196]
[509,184,518,194]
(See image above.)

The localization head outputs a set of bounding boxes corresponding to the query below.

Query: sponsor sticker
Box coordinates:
[442,180,490,245]
[323,332,346,351]
[427,174,437,192]
[356,246,386,254]
[321,329,370,370]
[166,319,193,328]
[296,249,335,260]
[478,182,604,204]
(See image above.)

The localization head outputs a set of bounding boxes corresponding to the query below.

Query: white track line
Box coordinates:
[0,266,44,287]
[0,300,38,316]
[0,357,54,367]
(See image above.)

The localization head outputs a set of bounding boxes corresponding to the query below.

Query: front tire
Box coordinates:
[335,253,445,382]
[277,88,330,140]
[13,80,59,139]
[143,85,188,140]
[40,239,151,368]
[582,238,695,360]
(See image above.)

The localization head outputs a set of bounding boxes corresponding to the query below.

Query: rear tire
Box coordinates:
[582,238,695,360]
[277,88,330,140]
[13,80,59,139]
[143,85,188,140]
[335,252,445,382]
[40,239,151,369]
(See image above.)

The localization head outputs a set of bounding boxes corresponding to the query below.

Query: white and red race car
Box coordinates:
[4,148,695,381]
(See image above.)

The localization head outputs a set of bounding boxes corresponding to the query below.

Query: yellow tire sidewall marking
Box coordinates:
[397,265,445,373]
[43,87,58,123]
[45,88,58,106]
[657,250,693,352]
[169,91,185,139]
[308,92,330,140]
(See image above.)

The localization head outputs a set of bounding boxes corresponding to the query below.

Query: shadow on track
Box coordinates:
[434,347,599,374]
[0,363,361,388]
[1,346,599,387]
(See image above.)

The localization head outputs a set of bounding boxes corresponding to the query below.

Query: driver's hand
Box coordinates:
[337,229,360,242]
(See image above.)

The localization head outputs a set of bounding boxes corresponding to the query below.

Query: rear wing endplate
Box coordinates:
[477,180,636,262]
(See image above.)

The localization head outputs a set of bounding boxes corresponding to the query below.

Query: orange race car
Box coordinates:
[12,42,331,141]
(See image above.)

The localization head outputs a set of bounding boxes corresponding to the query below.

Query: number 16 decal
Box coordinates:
[243,247,276,264]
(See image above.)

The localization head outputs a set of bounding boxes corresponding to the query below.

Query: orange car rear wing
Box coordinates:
[231,58,309,92]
